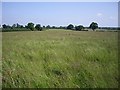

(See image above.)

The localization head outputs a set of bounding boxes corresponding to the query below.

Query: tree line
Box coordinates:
[1,22,99,32]
[66,22,98,31]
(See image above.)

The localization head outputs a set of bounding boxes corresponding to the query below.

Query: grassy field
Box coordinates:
[2,29,118,88]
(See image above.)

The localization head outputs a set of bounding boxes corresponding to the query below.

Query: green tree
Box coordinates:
[27,22,34,31]
[17,23,21,28]
[35,24,42,31]
[89,22,98,31]
[52,26,56,29]
[46,25,50,29]
[20,25,24,28]
[67,24,74,30]
[25,25,28,29]
[75,25,84,31]
[2,24,11,29]
[12,24,16,28]
[2,24,7,28]
[43,26,45,28]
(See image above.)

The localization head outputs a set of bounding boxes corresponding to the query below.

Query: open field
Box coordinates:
[2,29,118,88]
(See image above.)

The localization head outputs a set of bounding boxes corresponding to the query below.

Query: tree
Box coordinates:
[17,23,21,28]
[67,24,74,30]
[7,25,11,28]
[2,24,7,28]
[75,25,84,31]
[59,26,63,29]
[59,26,66,29]
[89,22,98,31]
[25,25,29,29]
[2,24,11,29]
[52,26,56,29]
[35,24,42,31]
[46,25,50,29]
[43,26,45,28]
[12,24,16,28]
[27,22,34,31]
[20,25,24,28]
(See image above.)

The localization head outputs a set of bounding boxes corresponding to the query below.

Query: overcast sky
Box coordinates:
[2,2,118,27]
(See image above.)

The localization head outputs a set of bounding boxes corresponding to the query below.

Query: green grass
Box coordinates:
[2,29,118,88]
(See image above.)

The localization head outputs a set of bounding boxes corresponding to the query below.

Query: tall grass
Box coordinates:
[2,29,118,88]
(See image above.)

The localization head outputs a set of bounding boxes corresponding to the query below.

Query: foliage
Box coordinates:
[16,23,19,28]
[46,25,51,29]
[27,22,34,31]
[2,24,11,29]
[12,24,16,28]
[52,26,56,29]
[75,25,84,31]
[35,24,42,31]
[89,22,98,31]
[43,26,46,28]
[67,24,74,30]
[11,23,24,29]
[2,24,7,28]
[25,25,28,29]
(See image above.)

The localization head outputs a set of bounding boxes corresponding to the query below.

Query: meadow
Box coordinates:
[2,29,118,88]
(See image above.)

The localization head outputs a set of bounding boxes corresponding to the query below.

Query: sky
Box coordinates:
[2,2,118,27]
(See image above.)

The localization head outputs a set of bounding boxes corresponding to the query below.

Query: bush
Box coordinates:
[75,25,84,31]
[67,24,74,30]
[35,24,42,31]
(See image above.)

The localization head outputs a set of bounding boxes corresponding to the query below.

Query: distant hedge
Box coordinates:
[2,28,32,32]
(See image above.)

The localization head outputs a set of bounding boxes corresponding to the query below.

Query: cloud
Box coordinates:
[109,16,116,20]
[97,13,103,17]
